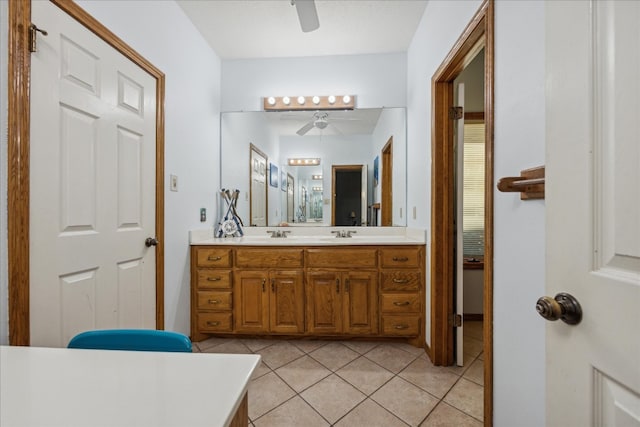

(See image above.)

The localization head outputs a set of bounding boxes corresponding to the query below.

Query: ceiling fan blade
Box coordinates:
[296,120,315,136]
[294,0,319,33]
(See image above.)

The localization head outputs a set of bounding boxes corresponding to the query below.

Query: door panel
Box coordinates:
[343,271,377,334]
[30,1,157,347]
[250,146,267,226]
[546,1,640,425]
[306,272,341,333]
[270,270,304,333]
[234,271,269,332]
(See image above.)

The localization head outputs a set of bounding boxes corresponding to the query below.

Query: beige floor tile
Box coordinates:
[194,336,227,351]
[463,358,484,386]
[336,356,394,395]
[364,344,419,373]
[309,342,360,371]
[300,374,366,424]
[463,321,484,342]
[291,340,330,354]
[335,398,409,427]
[258,341,305,369]
[391,342,428,357]
[371,377,439,426]
[420,402,483,427]
[443,378,484,421]
[275,355,331,393]
[202,339,251,354]
[253,396,329,427]
[342,341,380,354]
[248,372,296,420]
[477,351,484,361]
[241,338,277,352]
[463,336,484,359]
[447,351,478,376]
[251,361,272,380]
[398,357,459,399]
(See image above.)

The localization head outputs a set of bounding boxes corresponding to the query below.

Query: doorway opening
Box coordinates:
[430,0,494,424]
[331,165,364,226]
[249,143,268,226]
[381,137,393,226]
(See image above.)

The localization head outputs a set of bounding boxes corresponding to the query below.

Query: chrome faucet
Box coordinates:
[267,230,291,238]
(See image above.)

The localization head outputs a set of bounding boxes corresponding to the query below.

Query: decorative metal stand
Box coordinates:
[216,189,244,238]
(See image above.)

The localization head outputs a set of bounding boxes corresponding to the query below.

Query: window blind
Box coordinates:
[463,123,485,256]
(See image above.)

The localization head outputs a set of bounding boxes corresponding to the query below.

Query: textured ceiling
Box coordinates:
[176,0,428,59]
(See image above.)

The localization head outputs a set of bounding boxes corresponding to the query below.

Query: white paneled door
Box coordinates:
[250,147,267,226]
[30,1,157,347]
[546,1,640,426]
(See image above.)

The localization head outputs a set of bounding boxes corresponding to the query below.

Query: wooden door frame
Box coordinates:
[286,173,294,223]
[8,0,166,345]
[249,143,269,226]
[331,164,362,226]
[430,0,494,424]
[381,137,393,226]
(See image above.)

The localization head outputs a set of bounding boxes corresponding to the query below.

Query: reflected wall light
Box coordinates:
[312,174,323,180]
[263,95,355,111]
[288,158,321,166]
[312,186,323,192]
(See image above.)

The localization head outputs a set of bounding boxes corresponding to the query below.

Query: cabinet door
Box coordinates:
[234,271,269,332]
[270,270,304,333]
[343,271,378,334]
[306,271,342,334]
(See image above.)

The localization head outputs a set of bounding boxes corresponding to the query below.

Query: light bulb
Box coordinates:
[267,97,276,106]
[297,96,305,105]
[328,95,336,104]
[282,96,290,105]
[312,96,320,105]
[342,95,351,104]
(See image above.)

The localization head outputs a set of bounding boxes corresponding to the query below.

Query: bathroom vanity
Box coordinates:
[190,227,426,348]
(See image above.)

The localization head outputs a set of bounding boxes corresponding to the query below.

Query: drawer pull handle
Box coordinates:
[394,324,409,330]
[393,278,409,284]
[393,301,411,306]
[208,299,221,304]
[206,321,220,326]
[207,256,222,261]
[392,256,409,262]
[207,277,222,282]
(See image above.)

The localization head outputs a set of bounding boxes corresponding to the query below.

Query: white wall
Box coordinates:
[221,53,407,111]
[72,0,222,336]
[492,1,545,425]
[0,0,9,345]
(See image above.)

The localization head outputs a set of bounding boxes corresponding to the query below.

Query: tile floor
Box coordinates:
[192,322,484,426]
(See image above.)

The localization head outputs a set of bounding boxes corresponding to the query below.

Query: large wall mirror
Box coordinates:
[220,108,406,227]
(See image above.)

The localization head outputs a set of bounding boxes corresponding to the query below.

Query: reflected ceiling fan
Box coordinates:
[291,0,320,33]
[296,112,339,136]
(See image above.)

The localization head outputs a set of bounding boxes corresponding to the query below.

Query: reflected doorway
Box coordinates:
[381,137,393,226]
[332,165,365,226]
[286,173,294,223]
[249,144,268,226]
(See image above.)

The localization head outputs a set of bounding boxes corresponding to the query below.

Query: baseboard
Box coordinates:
[463,313,484,321]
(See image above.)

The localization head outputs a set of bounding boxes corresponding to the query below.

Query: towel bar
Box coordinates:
[497,166,545,200]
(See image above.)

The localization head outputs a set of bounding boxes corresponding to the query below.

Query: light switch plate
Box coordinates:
[170,174,178,192]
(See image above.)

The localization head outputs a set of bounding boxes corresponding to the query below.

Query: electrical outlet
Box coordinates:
[170,174,178,192]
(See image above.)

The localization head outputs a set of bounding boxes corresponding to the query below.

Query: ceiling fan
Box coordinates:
[291,0,320,33]
[296,112,339,136]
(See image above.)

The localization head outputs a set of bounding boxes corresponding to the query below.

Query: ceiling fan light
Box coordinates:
[312,96,320,105]
[342,95,351,104]
[267,97,276,106]
[328,95,336,104]
[297,96,305,105]
[282,96,291,105]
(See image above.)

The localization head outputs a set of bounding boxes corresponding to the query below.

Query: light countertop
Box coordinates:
[1,346,260,427]
[190,226,427,246]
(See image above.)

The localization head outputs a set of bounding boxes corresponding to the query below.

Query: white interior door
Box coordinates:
[361,164,368,226]
[287,174,294,223]
[30,1,157,347]
[250,148,267,226]
[546,1,640,425]
[455,83,465,366]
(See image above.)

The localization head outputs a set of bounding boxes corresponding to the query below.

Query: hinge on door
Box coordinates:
[29,23,48,53]
[449,106,463,120]
[449,314,462,327]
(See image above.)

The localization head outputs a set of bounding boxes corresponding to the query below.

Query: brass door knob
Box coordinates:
[145,237,159,247]
[536,292,582,325]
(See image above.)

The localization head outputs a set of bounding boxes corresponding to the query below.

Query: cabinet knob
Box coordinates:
[392,256,409,262]
[393,301,411,306]
[208,299,221,305]
[207,255,222,261]
[207,277,221,282]
[394,324,409,330]
[206,321,220,327]
[393,278,409,284]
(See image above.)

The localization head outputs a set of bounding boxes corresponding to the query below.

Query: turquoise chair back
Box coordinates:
[68,329,192,352]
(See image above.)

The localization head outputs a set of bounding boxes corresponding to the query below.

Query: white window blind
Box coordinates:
[463,123,485,256]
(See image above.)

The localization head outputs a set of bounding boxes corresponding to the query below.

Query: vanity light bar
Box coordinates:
[312,186,323,192]
[288,158,321,166]
[263,95,356,111]
[312,174,323,180]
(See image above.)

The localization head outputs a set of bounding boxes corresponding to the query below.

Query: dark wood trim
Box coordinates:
[381,137,393,226]
[463,313,484,321]
[430,1,493,426]
[464,111,485,121]
[8,0,32,346]
[8,0,166,344]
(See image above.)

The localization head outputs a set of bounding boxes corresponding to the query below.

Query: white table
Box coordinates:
[0,346,260,427]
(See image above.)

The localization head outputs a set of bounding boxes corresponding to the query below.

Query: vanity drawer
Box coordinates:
[196,269,232,289]
[197,291,232,311]
[380,247,422,268]
[196,248,232,268]
[198,312,233,332]
[235,248,303,268]
[380,271,421,291]
[306,248,377,268]
[381,315,420,336]
[381,294,421,313]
